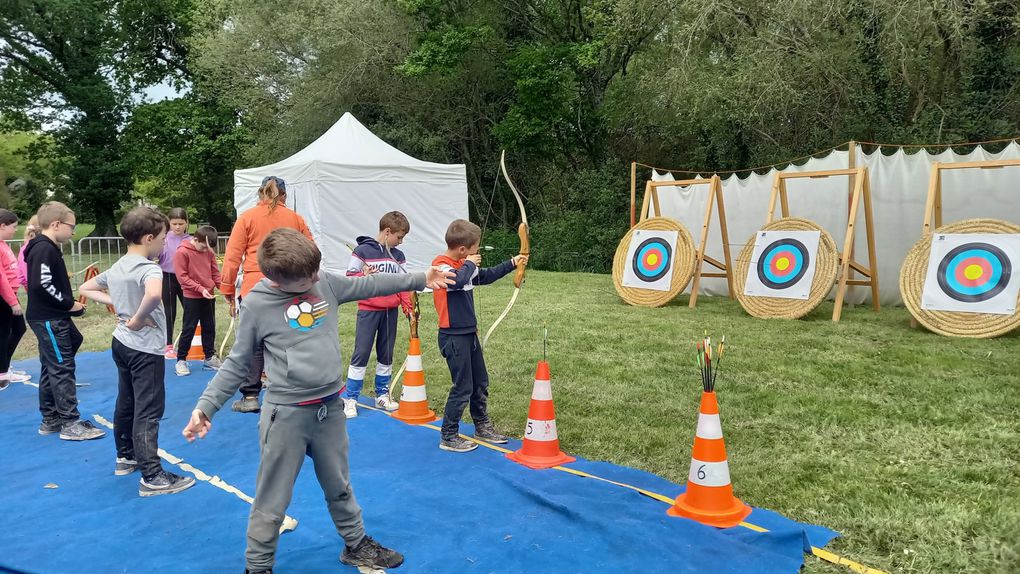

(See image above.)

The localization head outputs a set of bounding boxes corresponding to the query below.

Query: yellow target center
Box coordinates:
[647,253,659,266]
[964,264,984,280]
[776,257,790,271]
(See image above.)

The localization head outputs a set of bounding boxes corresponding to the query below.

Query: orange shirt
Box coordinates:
[220,201,314,298]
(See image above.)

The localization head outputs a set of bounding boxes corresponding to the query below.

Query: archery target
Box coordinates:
[921,233,1020,315]
[743,230,821,300]
[622,229,679,291]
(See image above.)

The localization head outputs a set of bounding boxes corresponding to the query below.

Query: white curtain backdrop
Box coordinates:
[646,143,1020,306]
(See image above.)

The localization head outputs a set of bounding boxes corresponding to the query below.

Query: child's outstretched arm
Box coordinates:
[475,254,528,286]
[321,267,453,305]
[184,305,261,441]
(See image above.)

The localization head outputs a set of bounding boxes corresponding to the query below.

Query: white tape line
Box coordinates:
[92,414,298,534]
[687,458,732,488]
[695,413,723,440]
[399,384,427,402]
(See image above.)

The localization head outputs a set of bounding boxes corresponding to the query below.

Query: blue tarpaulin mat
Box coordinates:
[0,351,837,573]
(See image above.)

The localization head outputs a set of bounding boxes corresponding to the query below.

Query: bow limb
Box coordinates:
[483,150,529,347]
[390,292,420,399]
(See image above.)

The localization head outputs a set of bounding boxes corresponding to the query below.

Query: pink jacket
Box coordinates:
[0,242,20,308]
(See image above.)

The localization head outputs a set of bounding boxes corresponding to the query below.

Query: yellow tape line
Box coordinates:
[360,403,888,574]
[92,414,298,534]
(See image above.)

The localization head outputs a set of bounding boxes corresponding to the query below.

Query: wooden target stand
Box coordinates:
[765,167,879,321]
[638,175,735,308]
[909,157,1020,328]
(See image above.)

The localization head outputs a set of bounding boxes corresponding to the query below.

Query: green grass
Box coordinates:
[15,270,1019,573]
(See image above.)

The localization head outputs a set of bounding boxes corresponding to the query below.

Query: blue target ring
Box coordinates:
[631,237,673,282]
[756,238,810,290]
[936,242,1011,303]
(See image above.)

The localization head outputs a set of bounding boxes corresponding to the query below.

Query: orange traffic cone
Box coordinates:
[505,361,575,469]
[392,337,437,424]
[186,325,206,361]
[78,265,114,314]
[667,391,751,527]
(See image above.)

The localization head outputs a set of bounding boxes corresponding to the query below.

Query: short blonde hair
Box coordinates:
[37,201,74,228]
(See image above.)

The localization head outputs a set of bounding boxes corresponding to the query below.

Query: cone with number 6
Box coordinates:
[506,360,575,469]
[668,390,751,527]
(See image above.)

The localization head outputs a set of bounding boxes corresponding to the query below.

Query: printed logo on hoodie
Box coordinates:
[284,294,328,332]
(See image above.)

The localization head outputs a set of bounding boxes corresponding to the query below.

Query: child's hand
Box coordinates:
[424,266,456,290]
[363,264,378,275]
[182,409,212,442]
[513,254,530,266]
[125,316,157,331]
[11,304,23,316]
[467,254,482,266]
[71,301,85,313]
[226,295,238,317]
[201,288,215,299]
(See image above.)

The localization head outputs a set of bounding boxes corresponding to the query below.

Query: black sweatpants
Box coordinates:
[0,299,27,373]
[111,339,166,478]
[29,318,84,426]
[162,272,184,346]
[438,332,491,440]
[176,297,216,360]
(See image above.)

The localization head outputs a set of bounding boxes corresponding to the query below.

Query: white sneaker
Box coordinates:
[164,345,177,360]
[175,361,191,376]
[375,393,398,411]
[343,398,358,419]
[3,372,31,383]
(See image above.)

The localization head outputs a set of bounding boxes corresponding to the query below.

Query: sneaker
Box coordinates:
[114,457,138,476]
[473,421,509,444]
[340,535,404,570]
[231,396,261,413]
[203,355,223,370]
[175,360,191,376]
[244,570,272,574]
[164,345,177,360]
[38,419,62,435]
[139,470,196,497]
[0,379,7,391]
[10,368,29,377]
[2,372,31,383]
[59,420,106,441]
[375,393,398,412]
[439,436,478,453]
[343,398,358,419]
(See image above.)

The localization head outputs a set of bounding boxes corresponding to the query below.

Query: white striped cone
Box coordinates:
[505,360,575,469]
[392,337,437,424]
[667,390,750,527]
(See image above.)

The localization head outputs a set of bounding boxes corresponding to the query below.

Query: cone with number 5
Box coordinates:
[505,360,575,469]
[668,390,751,527]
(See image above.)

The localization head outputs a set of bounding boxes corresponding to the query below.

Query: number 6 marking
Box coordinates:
[697,465,706,480]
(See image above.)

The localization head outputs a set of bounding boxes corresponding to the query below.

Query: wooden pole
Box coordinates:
[688,177,715,308]
[630,162,637,228]
[714,176,736,299]
[862,173,880,311]
[833,174,864,321]
[846,141,857,306]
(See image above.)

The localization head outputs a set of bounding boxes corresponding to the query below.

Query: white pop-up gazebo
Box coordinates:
[234,112,469,271]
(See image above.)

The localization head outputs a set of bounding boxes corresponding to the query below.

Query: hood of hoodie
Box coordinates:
[23,234,57,259]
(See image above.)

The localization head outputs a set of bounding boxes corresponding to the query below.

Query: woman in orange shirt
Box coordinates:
[220,176,313,413]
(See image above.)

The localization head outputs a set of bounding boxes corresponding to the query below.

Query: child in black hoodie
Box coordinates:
[25,201,104,441]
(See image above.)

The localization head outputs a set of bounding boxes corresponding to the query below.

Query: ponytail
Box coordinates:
[258,176,287,212]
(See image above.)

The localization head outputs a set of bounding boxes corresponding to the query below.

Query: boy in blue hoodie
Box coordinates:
[183,228,454,573]
[342,211,413,418]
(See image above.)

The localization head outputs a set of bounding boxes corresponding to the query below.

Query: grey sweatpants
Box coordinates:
[246,397,366,571]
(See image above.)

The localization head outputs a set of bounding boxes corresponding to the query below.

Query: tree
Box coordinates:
[0,0,194,234]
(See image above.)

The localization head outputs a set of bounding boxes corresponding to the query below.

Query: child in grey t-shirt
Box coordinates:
[79,207,196,497]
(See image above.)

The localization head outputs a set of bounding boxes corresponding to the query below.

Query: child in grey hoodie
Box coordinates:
[182,228,453,574]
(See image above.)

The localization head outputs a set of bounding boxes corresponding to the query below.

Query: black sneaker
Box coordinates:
[439,436,478,453]
[243,569,272,574]
[231,396,260,413]
[114,457,138,476]
[473,421,509,444]
[340,535,404,570]
[59,420,105,441]
[38,419,63,435]
[139,470,196,497]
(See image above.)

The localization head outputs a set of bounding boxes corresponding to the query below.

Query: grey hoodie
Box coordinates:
[195,270,424,419]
